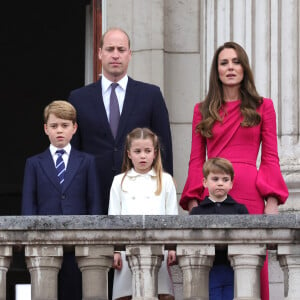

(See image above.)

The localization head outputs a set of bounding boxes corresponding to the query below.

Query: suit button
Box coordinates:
[61,194,66,200]
[114,148,118,152]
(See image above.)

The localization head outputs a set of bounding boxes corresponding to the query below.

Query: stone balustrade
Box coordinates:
[0,214,300,300]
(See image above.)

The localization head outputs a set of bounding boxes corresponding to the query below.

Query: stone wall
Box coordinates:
[102,1,300,298]
[103,0,300,213]
[1,215,300,299]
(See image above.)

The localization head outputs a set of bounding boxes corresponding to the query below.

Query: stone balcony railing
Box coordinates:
[0,214,300,300]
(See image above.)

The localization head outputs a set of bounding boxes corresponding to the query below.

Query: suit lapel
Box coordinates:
[62,148,83,192]
[38,150,61,191]
[92,78,116,141]
[91,79,112,132]
[116,77,138,141]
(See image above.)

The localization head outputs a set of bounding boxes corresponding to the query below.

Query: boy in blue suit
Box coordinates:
[22,100,102,300]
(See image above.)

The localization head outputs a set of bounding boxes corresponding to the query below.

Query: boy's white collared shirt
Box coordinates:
[108,168,178,215]
[49,143,71,168]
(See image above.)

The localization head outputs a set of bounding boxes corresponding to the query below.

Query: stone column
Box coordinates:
[277,0,300,213]
[0,246,12,300]
[25,245,63,300]
[164,0,202,192]
[106,0,165,89]
[177,245,215,300]
[76,245,114,300]
[228,244,266,300]
[126,244,164,300]
[278,244,300,300]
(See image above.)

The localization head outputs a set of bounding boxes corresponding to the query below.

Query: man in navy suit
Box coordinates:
[69,27,173,215]
[22,100,101,300]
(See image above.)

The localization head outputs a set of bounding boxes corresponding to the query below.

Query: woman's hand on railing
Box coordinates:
[264,196,279,215]
[188,199,199,212]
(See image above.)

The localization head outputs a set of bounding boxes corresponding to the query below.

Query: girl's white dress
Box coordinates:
[108,168,178,299]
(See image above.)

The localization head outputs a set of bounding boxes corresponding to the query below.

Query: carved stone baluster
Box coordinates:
[76,245,114,300]
[228,244,266,300]
[278,244,300,300]
[25,245,63,300]
[177,244,215,300]
[0,246,12,300]
[126,245,164,300]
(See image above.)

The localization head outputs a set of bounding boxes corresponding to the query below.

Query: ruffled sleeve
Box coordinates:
[256,98,289,204]
[179,103,207,210]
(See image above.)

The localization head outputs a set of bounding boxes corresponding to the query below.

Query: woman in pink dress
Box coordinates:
[180,41,289,300]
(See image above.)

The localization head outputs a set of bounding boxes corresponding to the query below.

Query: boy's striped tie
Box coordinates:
[55,149,65,185]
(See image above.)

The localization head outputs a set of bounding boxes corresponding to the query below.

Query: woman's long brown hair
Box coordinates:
[197,42,262,138]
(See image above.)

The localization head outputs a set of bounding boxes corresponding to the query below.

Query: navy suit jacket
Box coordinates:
[22,147,101,215]
[68,76,173,213]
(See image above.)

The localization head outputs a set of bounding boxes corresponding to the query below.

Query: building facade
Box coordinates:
[100,0,300,214]
[98,1,300,298]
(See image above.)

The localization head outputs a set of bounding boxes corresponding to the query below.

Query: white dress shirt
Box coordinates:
[101,74,128,120]
[49,143,71,168]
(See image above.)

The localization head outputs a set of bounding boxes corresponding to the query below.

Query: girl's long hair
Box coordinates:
[121,127,163,195]
[197,41,262,138]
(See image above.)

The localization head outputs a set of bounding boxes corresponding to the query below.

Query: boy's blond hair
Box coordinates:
[203,157,234,180]
[44,100,77,124]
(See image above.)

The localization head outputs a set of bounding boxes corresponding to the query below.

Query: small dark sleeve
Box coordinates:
[239,204,249,214]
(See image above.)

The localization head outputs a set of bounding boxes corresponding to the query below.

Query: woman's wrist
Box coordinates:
[188,199,199,212]
[264,196,279,214]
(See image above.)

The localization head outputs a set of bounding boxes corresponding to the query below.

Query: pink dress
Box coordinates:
[180,98,289,300]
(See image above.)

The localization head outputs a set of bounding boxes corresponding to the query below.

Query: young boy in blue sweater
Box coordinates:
[190,157,248,300]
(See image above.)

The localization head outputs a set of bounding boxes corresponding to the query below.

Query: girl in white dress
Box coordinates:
[108,127,178,300]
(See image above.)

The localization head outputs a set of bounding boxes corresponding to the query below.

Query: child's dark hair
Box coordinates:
[203,157,234,180]
[122,127,163,195]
